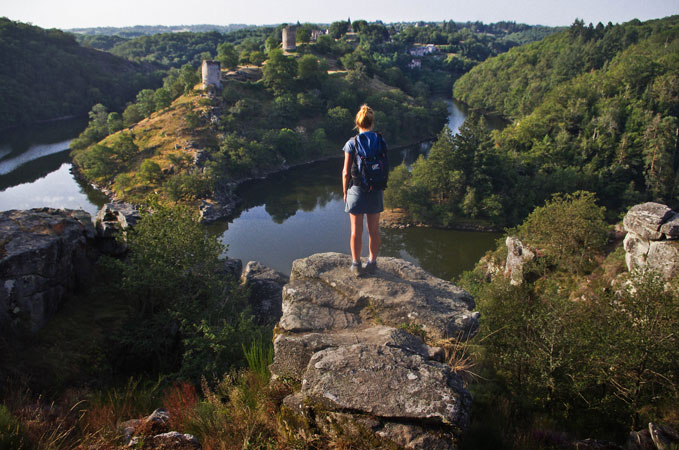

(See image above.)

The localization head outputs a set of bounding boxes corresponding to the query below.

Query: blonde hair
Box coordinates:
[354,104,374,130]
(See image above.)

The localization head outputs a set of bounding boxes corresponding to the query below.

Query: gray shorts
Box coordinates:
[345,185,384,215]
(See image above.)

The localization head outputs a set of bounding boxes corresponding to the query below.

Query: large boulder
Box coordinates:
[0,208,96,333]
[274,252,478,449]
[622,203,679,279]
[623,203,675,241]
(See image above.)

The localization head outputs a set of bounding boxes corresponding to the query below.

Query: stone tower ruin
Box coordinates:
[201,60,222,90]
[282,26,297,52]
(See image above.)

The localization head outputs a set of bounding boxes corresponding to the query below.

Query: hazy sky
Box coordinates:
[2,0,678,29]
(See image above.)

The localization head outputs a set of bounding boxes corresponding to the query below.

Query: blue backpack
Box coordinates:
[353,132,389,192]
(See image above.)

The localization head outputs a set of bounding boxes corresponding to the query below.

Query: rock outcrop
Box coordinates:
[504,236,537,285]
[623,202,679,279]
[273,252,478,449]
[0,208,96,333]
[121,408,201,449]
[95,202,141,255]
[241,261,288,325]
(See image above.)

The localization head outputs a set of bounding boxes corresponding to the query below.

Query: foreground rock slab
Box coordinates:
[274,252,478,449]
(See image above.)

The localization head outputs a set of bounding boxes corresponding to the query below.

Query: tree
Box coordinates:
[297,24,312,44]
[123,103,144,126]
[154,87,172,110]
[516,191,608,273]
[217,42,239,70]
[136,89,156,117]
[138,159,162,184]
[107,112,124,134]
[262,49,298,94]
[329,20,350,39]
[109,132,138,161]
[297,54,327,87]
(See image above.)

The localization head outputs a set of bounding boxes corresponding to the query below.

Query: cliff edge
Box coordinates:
[272,252,479,449]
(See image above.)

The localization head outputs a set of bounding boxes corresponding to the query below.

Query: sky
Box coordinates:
[1,0,678,30]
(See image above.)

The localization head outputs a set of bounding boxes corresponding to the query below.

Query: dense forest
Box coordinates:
[69,18,557,206]
[0,18,163,130]
[386,16,679,227]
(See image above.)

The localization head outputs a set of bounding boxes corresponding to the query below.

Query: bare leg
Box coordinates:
[366,213,381,261]
[350,213,364,262]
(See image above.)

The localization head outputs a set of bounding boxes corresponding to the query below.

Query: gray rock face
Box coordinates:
[0,208,96,333]
[242,261,288,325]
[303,344,472,427]
[504,236,536,286]
[622,203,679,279]
[660,213,679,238]
[286,252,477,340]
[274,252,478,448]
[271,325,437,380]
[623,202,674,240]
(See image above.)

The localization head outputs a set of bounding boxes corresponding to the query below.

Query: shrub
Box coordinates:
[0,405,24,450]
[515,191,608,273]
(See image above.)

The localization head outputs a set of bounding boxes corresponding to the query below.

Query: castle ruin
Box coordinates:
[282,26,297,52]
[201,60,222,90]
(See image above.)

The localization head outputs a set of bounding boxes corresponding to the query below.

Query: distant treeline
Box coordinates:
[68,23,252,38]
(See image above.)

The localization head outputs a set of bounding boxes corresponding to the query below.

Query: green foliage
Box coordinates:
[262,49,298,94]
[0,405,24,450]
[242,337,274,382]
[515,191,609,273]
[385,114,509,226]
[109,31,223,67]
[107,112,124,133]
[460,194,679,439]
[453,16,679,215]
[122,103,144,126]
[164,172,212,201]
[138,159,162,184]
[217,42,239,70]
[102,202,264,380]
[0,18,160,129]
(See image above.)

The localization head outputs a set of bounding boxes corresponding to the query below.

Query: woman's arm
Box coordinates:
[342,151,352,203]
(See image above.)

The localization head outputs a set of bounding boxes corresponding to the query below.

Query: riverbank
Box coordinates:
[379,208,502,232]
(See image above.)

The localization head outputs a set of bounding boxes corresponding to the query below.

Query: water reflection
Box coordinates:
[218,151,501,281]
[0,117,106,213]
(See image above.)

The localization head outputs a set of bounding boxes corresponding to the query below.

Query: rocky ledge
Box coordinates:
[272,252,479,449]
[0,208,97,333]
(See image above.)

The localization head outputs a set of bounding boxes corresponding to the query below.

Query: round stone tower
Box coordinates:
[201,60,222,90]
[282,26,297,52]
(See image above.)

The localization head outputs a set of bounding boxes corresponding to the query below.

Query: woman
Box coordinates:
[342,104,387,276]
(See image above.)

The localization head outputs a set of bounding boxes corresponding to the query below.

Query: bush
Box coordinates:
[103,202,264,380]
[515,191,608,273]
[0,405,24,450]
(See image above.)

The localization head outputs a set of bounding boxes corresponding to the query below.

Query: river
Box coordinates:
[0,100,502,281]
